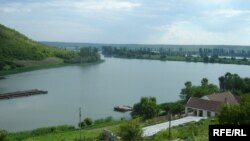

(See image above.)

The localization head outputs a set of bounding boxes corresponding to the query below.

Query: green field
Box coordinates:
[5,118,216,141]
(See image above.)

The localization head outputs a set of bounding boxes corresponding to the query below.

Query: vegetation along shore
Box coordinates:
[0,24,101,76]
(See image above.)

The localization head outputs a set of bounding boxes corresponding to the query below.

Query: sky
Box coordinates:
[1,0,250,45]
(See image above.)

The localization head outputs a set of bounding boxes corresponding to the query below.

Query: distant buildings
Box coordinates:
[185,92,241,117]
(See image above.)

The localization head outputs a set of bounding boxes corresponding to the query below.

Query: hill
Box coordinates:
[0,24,77,72]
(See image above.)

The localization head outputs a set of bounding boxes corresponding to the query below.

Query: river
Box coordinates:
[0,57,250,132]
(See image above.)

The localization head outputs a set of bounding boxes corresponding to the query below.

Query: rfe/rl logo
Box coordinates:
[213,129,247,137]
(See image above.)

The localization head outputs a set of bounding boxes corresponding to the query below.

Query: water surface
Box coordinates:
[0,57,250,131]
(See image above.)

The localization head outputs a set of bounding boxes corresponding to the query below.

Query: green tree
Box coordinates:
[84,117,93,126]
[78,117,93,128]
[218,104,242,124]
[161,100,185,115]
[180,81,193,101]
[201,78,208,86]
[180,78,218,101]
[0,130,8,141]
[131,97,159,119]
[118,119,143,141]
[239,95,250,124]
[218,95,250,124]
[218,73,249,94]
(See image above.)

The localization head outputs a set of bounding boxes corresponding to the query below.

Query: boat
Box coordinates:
[0,89,48,100]
[114,105,133,112]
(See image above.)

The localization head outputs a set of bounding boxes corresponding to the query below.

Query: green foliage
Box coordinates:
[218,95,250,124]
[180,78,218,101]
[153,129,179,141]
[0,24,76,60]
[131,97,159,120]
[84,118,93,126]
[218,104,242,124]
[94,116,114,124]
[9,125,75,140]
[153,118,214,141]
[219,72,250,94]
[79,117,94,128]
[0,24,78,71]
[79,47,100,63]
[118,119,143,141]
[0,130,8,141]
[160,100,185,115]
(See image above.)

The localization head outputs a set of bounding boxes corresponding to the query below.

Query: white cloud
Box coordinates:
[214,9,250,18]
[0,3,31,13]
[0,0,141,14]
[146,21,250,45]
[72,0,141,12]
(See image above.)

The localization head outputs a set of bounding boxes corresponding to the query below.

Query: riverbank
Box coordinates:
[0,57,104,76]
[107,54,250,66]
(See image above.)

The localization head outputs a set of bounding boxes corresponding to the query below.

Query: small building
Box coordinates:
[185,91,241,117]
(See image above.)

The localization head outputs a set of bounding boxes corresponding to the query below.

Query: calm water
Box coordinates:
[0,57,250,132]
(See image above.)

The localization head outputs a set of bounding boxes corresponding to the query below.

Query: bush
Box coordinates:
[153,129,179,141]
[94,116,114,124]
[79,118,93,128]
[131,97,159,120]
[0,130,8,141]
[94,118,105,124]
[118,118,143,141]
[84,118,93,126]
[105,116,113,122]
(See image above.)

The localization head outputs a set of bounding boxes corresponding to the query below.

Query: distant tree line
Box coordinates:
[198,48,250,58]
[102,46,250,65]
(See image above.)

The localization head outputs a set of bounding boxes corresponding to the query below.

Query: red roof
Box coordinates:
[205,91,241,104]
[186,97,222,112]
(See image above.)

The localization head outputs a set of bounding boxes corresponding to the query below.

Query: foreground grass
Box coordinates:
[149,118,218,141]
[7,118,216,141]
[8,120,125,141]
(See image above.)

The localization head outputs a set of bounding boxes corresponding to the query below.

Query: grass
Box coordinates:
[7,120,125,141]
[7,118,216,141]
[0,58,105,76]
[0,57,66,76]
[151,118,218,141]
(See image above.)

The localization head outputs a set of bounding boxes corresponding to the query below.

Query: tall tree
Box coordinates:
[131,97,159,119]
[218,73,250,94]
[180,78,218,101]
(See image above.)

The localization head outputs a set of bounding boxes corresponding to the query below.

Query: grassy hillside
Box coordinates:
[0,24,78,72]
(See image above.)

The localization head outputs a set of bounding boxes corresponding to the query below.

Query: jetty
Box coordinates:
[114,105,133,112]
[0,89,48,100]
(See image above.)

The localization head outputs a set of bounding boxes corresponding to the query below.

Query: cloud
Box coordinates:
[0,0,141,14]
[72,0,141,12]
[212,9,250,18]
[146,21,250,45]
[0,3,31,13]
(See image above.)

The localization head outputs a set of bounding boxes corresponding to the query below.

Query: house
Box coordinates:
[185,91,241,117]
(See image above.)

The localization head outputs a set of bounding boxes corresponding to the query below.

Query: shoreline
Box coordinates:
[0,59,104,76]
[104,55,250,66]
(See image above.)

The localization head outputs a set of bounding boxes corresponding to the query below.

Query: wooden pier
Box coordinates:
[0,89,48,100]
[114,105,133,112]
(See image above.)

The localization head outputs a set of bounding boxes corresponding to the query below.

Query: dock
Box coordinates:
[114,105,133,112]
[0,89,48,100]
